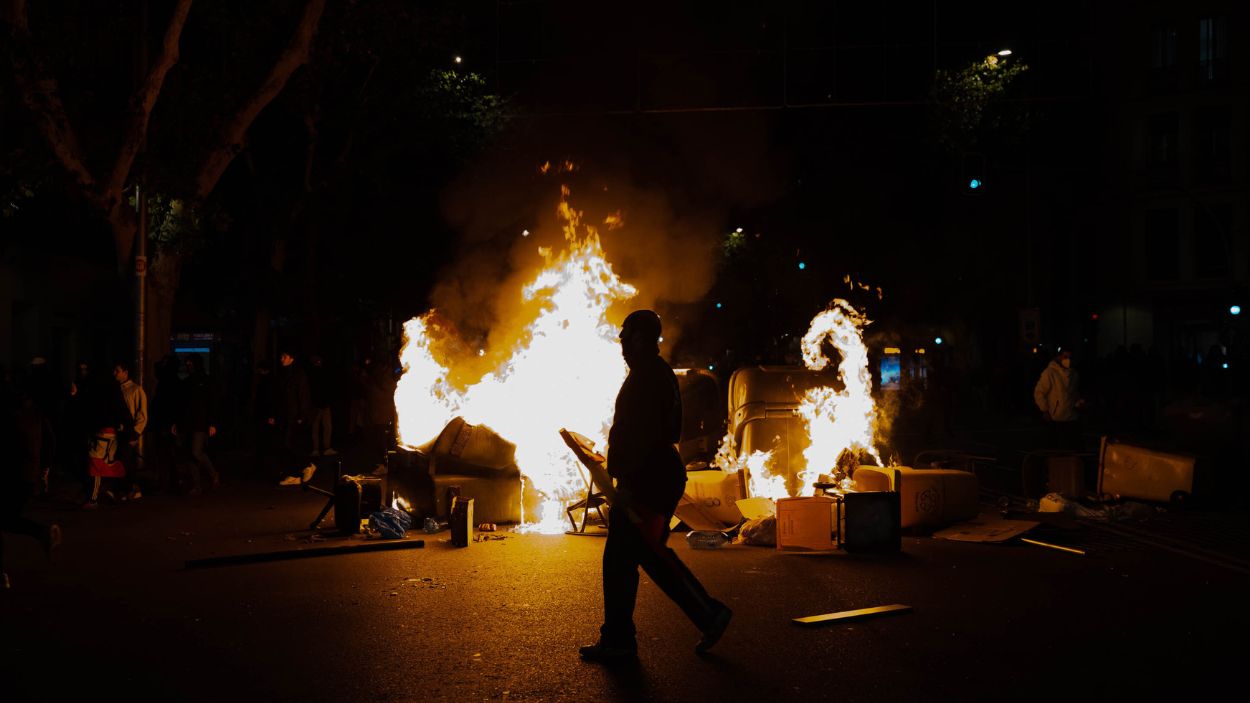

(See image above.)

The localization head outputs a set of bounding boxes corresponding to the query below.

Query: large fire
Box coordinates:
[394,187,635,532]
[716,299,885,500]
[395,188,887,530]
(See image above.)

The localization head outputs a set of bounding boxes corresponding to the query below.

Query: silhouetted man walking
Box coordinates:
[580,310,732,662]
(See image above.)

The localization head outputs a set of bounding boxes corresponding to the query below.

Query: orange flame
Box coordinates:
[715,299,885,500]
[395,191,635,533]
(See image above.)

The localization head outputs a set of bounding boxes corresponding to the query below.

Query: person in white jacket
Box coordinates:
[1033,349,1083,448]
[114,361,148,500]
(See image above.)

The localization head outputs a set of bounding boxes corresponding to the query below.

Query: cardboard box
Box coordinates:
[776,496,838,551]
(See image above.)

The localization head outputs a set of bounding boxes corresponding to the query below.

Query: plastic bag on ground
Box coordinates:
[369,507,413,539]
[734,515,776,547]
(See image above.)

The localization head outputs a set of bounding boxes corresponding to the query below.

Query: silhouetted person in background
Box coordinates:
[363,355,395,473]
[580,310,732,663]
[113,361,147,500]
[2,385,61,588]
[148,354,181,493]
[1034,348,1083,450]
[307,355,336,457]
[251,361,274,475]
[81,366,131,508]
[172,354,219,495]
[272,350,314,486]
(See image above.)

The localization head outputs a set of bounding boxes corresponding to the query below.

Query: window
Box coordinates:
[1146,113,1178,176]
[1194,205,1231,278]
[1198,17,1227,84]
[1151,25,1178,68]
[1194,107,1231,184]
[1145,209,1179,281]
[1150,24,1178,91]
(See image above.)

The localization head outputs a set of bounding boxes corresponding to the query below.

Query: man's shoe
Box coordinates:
[695,606,733,655]
[323,448,338,456]
[301,464,317,483]
[578,642,637,663]
[278,475,302,487]
[127,487,143,501]
[81,500,99,510]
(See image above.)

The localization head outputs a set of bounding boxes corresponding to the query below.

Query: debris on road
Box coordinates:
[1020,538,1086,556]
[403,576,446,589]
[793,604,912,626]
[1037,493,1160,522]
[734,515,776,547]
[473,533,509,543]
[184,538,425,569]
[933,519,1039,544]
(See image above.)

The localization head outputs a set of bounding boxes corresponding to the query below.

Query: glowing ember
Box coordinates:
[394,189,636,532]
[715,299,885,500]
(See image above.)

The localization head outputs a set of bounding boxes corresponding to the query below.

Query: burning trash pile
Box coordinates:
[711,298,887,501]
[394,189,636,533]
[392,186,965,541]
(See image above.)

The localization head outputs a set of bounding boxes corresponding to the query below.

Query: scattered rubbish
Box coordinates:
[777,496,838,552]
[854,466,978,529]
[686,530,730,549]
[735,515,777,547]
[368,506,412,539]
[283,533,300,542]
[735,497,775,521]
[683,469,747,524]
[1099,437,1196,503]
[306,533,327,544]
[450,497,474,547]
[403,576,447,589]
[424,517,449,533]
[184,539,425,569]
[473,533,508,543]
[673,497,724,531]
[478,523,497,532]
[1021,538,1086,556]
[1035,493,1159,522]
[933,519,1040,544]
[793,604,912,626]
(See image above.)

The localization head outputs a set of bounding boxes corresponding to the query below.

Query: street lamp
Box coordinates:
[1231,305,1242,316]
[453,55,463,65]
[997,49,1013,56]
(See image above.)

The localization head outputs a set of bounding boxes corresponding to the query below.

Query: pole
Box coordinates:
[135,0,149,389]
[136,186,147,387]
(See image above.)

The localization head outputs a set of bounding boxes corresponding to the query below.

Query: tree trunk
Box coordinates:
[145,252,182,394]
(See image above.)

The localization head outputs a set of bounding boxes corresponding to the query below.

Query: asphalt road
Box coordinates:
[3,470,1247,703]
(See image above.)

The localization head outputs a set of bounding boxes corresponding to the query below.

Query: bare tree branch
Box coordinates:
[2,0,98,201]
[0,0,27,29]
[193,0,327,201]
[106,0,193,198]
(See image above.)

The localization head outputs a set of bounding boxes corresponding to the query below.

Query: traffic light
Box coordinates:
[962,152,987,195]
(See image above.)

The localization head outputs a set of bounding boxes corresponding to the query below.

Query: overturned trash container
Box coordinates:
[426,417,522,525]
